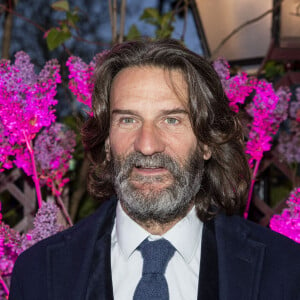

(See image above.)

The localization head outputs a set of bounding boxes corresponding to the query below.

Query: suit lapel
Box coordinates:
[84,234,114,300]
[46,199,116,300]
[215,215,266,300]
[197,219,219,300]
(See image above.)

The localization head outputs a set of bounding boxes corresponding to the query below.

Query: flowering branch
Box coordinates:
[244,158,261,219]
[23,131,43,208]
[0,274,9,299]
[0,4,47,33]
[52,183,73,226]
[214,58,291,219]
[270,186,300,243]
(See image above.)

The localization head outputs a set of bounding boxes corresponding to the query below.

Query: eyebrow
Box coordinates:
[111,108,189,116]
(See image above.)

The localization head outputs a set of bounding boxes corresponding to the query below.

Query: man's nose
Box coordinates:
[134,123,166,155]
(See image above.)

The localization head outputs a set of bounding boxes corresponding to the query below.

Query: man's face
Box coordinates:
[108,66,210,223]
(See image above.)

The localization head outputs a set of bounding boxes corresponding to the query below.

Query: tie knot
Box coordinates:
[138,238,176,275]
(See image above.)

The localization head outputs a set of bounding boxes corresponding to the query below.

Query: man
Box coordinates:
[10,39,300,300]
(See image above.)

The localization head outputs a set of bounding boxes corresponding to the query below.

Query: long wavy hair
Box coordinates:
[81,39,251,221]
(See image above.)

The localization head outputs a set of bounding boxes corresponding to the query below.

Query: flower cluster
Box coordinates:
[277,87,300,163]
[0,202,21,278]
[66,56,96,111]
[20,201,64,251]
[0,200,64,296]
[213,58,255,112]
[270,187,300,243]
[0,51,61,174]
[0,222,21,277]
[66,50,109,112]
[245,82,290,165]
[33,123,76,196]
[214,58,290,166]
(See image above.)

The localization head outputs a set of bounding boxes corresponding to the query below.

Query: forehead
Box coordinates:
[109,66,188,111]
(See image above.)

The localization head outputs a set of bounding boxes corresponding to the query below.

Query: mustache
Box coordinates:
[113,152,182,180]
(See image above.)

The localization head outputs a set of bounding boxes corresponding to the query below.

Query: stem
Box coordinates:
[118,0,126,43]
[52,183,73,226]
[0,4,46,32]
[23,131,43,208]
[180,0,188,41]
[244,158,261,219]
[109,0,117,44]
[0,274,9,299]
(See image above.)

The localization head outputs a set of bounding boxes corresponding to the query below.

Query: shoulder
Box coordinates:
[215,213,300,253]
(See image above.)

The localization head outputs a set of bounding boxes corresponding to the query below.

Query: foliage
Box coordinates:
[46,0,80,50]
[264,60,285,82]
[127,7,175,41]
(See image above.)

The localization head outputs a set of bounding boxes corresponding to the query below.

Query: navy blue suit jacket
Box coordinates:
[9,198,300,300]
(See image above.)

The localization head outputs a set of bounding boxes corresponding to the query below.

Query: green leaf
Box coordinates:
[264,60,285,81]
[51,0,70,12]
[155,28,173,39]
[126,25,141,40]
[67,11,79,28]
[140,7,160,26]
[160,11,174,28]
[46,27,71,50]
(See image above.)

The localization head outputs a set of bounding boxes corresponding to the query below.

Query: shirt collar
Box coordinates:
[115,201,203,264]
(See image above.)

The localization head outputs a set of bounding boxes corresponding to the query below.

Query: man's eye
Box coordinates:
[120,117,135,124]
[165,117,179,125]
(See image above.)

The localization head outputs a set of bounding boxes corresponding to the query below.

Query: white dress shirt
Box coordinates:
[111,201,203,300]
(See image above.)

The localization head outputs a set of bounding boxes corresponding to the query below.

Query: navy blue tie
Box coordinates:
[133,238,176,300]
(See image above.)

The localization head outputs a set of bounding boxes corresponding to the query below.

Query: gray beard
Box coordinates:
[112,150,204,224]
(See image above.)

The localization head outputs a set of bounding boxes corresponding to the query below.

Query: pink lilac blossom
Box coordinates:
[0,202,21,279]
[66,56,96,110]
[245,81,290,165]
[213,58,255,112]
[0,51,61,174]
[66,50,109,112]
[277,130,300,163]
[0,201,64,296]
[0,222,21,276]
[213,57,230,83]
[289,101,300,121]
[0,124,14,171]
[33,123,76,196]
[270,187,300,243]
[277,88,300,163]
[20,201,64,251]
[271,87,291,124]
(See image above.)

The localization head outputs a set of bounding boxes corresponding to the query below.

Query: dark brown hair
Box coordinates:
[81,39,251,221]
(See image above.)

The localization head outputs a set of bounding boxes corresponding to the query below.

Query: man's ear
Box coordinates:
[203,145,211,160]
[105,139,111,161]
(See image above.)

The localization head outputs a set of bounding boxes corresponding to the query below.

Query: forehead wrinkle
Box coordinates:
[110,66,190,116]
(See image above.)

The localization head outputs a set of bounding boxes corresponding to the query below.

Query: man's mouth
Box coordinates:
[133,165,169,175]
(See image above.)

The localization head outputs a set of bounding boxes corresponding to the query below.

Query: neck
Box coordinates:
[121,202,194,235]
